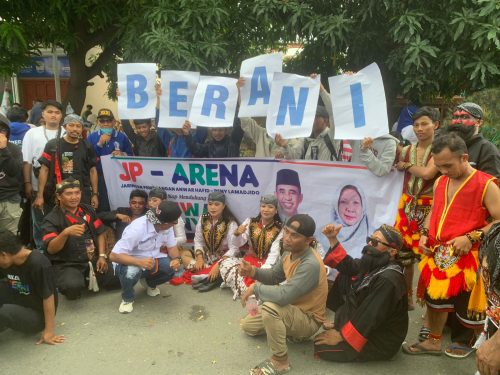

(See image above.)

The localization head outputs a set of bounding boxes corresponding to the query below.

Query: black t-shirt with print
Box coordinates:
[41,203,107,263]
[38,137,97,199]
[0,250,58,312]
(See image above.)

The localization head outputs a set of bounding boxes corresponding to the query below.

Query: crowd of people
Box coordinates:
[0,83,499,375]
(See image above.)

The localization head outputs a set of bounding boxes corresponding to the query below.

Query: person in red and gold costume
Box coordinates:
[403,133,500,358]
[395,106,440,310]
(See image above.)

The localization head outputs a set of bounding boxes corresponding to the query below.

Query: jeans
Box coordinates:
[116,257,175,302]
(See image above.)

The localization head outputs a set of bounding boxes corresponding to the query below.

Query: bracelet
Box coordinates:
[420,228,429,237]
[92,192,99,196]
[404,162,414,170]
[24,181,31,184]
[99,253,108,259]
[465,230,484,244]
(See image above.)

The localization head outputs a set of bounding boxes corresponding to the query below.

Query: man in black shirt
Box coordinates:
[314,223,408,362]
[35,114,99,210]
[121,118,166,157]
[445,102,500,179]
[99,189,148,241]
[0,229,64,344]
[42,178,118,300]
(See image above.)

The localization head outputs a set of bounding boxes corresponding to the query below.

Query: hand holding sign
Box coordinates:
[117,63,156,119]
[328,63,388,140]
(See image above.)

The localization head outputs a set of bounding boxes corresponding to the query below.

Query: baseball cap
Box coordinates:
[285,214,316,237]
[147,201,182,225]
[97,108,114,119]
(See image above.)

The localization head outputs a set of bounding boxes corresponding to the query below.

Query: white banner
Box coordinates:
[239,53,283,117]
[266,73,320,140]
[102,156,403,259]
[328,63,388,140]
[158,70,200,129]
[117,63,157,119]
[188,76,238,128]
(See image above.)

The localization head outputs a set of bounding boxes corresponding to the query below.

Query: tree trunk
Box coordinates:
[63,50,88,115]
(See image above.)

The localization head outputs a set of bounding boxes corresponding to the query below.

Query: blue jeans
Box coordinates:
[116,257,175,302]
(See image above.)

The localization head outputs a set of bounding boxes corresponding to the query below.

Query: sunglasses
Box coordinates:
[366,236,394,249]
[98,118,113,123]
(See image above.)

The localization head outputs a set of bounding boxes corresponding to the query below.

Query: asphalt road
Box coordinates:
[1,283,477,375]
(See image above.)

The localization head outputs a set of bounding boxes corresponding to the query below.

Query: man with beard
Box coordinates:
[314,223,408,362]
[446,102,500,179]
[36,114,98,209]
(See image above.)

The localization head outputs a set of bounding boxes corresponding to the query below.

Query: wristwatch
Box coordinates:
[99,253,108,259]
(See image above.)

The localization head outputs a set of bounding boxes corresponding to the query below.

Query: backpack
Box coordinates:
[302,134,342,161]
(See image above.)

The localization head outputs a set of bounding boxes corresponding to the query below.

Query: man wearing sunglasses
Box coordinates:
[314,223,408,362]
[87,109,134,212]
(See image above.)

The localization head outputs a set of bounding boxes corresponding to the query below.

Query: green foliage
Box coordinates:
[1,0,498,109]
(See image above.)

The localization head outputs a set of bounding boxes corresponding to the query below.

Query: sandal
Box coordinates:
[418,327,430,342]
[402,342,442,356]
[250,358,291,375]
[444,343,475,359]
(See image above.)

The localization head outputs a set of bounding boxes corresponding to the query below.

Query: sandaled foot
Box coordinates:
[402,341,442,356]
[444,343,475,359]
[250,358,291,375]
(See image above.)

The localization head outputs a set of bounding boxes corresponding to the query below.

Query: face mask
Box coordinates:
[100,128,113,135]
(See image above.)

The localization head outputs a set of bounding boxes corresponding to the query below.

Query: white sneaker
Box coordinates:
[119,300,134,313]
[146,286,160,297]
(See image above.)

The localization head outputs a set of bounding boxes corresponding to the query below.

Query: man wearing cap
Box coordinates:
[110,200,183,313]
[22,100,64,252]
[446,102,500,179]
[239,214,328,375]
[148,187,187,246]
[274,168,303,221]
[36,114,98,211]
[0,114,23,235]
[41,178,118,300]
[314,223,408,362]
[121,118,166,157]
[87,108,133,212]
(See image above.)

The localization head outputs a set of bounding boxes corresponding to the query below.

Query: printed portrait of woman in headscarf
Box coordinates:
[332,184,372,259]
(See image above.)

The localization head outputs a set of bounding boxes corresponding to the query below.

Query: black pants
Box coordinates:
[53,261,120,300]
[315,341,360,362]
[0,283,44,333]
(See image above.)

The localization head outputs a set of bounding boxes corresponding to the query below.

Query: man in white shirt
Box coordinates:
[22,100,64,252]
[110,201,182,313]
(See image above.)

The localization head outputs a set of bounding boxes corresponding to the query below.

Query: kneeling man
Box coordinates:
[110,200,182,314]
[42,178,118,300]
[239,214,328,374]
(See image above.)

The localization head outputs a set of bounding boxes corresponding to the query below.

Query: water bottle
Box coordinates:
[246,295,258,316]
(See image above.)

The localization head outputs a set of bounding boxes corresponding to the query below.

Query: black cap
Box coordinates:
[285,214,316,237]
[97,108,114,119]
[147,201,182,225]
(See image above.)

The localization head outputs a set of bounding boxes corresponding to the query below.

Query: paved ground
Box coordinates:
[2,283,477,375]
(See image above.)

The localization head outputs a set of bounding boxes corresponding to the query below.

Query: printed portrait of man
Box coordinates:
[274,168,303,220]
